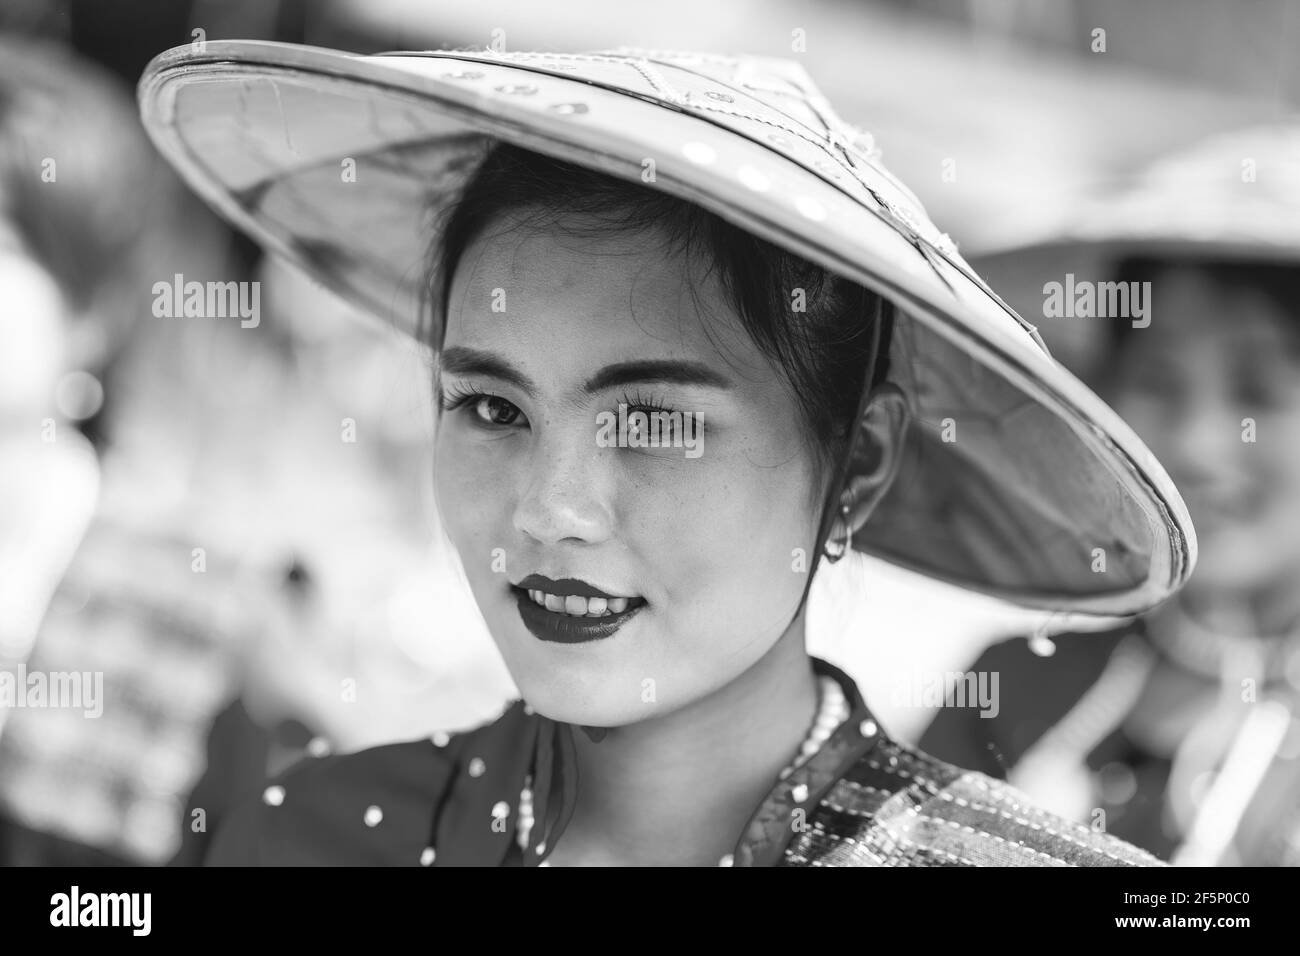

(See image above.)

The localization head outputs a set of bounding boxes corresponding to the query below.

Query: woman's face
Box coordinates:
[1109,267,1300,597]
[433,210,828,726]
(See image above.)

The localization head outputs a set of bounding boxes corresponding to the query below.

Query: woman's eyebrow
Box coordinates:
[439,347,538,394]
[584,360,732,393]
[439,350,733,396]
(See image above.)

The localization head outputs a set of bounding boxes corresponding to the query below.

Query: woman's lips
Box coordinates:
[512,587,646,643]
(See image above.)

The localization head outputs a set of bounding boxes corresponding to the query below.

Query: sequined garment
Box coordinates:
[205,659,1160,867]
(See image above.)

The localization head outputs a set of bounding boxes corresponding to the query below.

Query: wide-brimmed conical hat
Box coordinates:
[137,41,1196,617]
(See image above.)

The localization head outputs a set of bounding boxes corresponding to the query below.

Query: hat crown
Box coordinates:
[382,46,954,256]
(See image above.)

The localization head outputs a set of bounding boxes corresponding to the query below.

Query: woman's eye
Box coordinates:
[626,407,684,443]
[472,394,524,426]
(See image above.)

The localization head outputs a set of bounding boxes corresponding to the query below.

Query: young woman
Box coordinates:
[137,42,1194,866]
[922,125,1300,866]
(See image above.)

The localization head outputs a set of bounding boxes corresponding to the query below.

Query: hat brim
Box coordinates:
[138,41,1195,617]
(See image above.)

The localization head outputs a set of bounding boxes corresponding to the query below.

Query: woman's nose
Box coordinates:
[512,430,614,545]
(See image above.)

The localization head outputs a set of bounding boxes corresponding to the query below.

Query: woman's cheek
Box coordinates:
[435,431,511,551]
[675,459,809,619]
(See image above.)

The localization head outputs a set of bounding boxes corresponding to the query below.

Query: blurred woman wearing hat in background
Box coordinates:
[0,29,510,866]
[922,124,1300,866]
[137,41,1195,866]
[0,33,243,865]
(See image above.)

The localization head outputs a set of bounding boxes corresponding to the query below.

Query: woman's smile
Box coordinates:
[511,574,648,643]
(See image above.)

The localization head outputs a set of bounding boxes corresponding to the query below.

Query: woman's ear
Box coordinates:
[836,382,910,542]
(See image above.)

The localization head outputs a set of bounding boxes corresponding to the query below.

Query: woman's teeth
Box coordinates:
[527,590,632,617]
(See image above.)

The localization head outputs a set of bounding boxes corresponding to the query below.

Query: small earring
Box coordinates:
[824,493,854,563]
[841,496,854,555]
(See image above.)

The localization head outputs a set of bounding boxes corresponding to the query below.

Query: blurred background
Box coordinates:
[2,0,1297,866]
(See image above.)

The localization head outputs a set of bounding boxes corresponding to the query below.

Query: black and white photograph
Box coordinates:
[0,0,1295,931]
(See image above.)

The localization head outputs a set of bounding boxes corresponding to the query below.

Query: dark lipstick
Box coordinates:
[512,574,646,644]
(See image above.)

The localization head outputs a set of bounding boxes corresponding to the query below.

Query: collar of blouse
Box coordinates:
[423,656,883,866]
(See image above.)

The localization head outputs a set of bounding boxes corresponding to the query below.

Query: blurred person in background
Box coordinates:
[0,32,262,865]
[0,30,513,865]
[922,124,1300,866]
[0,31,149,653]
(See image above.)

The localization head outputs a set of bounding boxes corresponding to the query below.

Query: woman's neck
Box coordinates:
[549,617,819,866]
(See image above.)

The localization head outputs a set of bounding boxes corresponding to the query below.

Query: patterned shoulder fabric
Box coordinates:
[785,736,1162,867]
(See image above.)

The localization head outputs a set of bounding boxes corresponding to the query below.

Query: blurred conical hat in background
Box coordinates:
[969,121,1300,379]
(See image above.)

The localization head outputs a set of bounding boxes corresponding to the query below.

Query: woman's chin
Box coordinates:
[516,691,653,730]
[503,659,676,728]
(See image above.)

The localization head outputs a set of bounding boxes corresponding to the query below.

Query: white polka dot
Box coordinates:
[795,196,827,221]
[682,141,717,165]
[791,783,809,803]
[491,801,510,819]
[718,854,734,866]
[538,860,552,867]
[420,847,436,866]
[737,166,771,192]
[364,805,383,827]
[262,785,285,807]
[468,757,487,777]
[431,731,450,747]
[536,841,546,855]
[306,736,330,758]
[859,719,878,739]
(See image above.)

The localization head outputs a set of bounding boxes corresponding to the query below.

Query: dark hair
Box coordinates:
[423,142,893,550]
[1109,255,1300,362]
